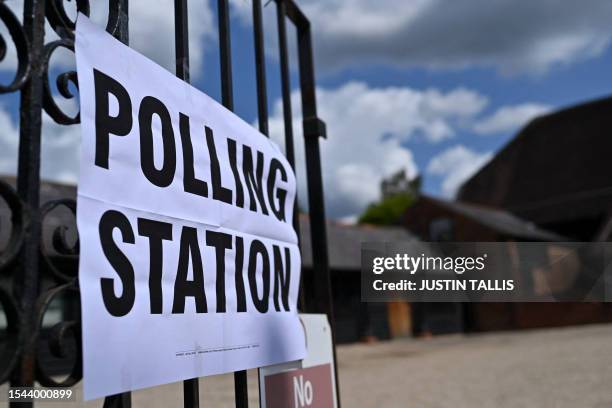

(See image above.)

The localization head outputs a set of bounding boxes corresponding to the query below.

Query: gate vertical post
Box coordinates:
[11,1,45,407]
[172,0,200,405]
[293,3,341,406]
[275,0,305,311]
[104,1,132,407]
[217,0,250,405]
[248,0,271,406]
[252,0,269,137]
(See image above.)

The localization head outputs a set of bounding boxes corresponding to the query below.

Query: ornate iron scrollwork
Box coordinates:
[0,2,31,93]
[0,180,26,273]
[42,38,79,124]
[46,0,91,40]
[42,0,125,125]
[35,198,81,385]
[35,281,82,387]
[0,180,24,384]
[0,285,20,384]
[39,199,78,282]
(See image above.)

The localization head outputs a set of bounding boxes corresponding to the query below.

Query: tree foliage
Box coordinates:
[358,169,420,225]
[358,192,416,225]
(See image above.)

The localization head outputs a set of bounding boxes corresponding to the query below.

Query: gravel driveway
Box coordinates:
[11,323,612,407]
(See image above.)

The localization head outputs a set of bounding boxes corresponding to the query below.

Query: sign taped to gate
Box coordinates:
[75,15,305,400]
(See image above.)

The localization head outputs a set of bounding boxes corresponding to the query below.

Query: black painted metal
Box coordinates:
[281,2,340,405]
[217,0,233,110]
[0,0,338,407]
[173,1,200,406]
[105,3,131,406]
[234,369,249,408]
[182,377,200,408]
[175,0,190,83]
[103,392,131,408]
[253,0,269,137]
[13,4,45,408]
[216,1,250,405]
[275,0,305,311]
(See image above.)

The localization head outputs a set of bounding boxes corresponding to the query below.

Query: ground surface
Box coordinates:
[16,323,612,407]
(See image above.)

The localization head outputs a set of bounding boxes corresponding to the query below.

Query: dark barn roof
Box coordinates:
[458,96,612,232]
[404,195,565,241]
[299,215,418,270]
[426,196,565,241]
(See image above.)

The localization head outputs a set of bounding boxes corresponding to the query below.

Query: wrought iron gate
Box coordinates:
[0,0,337,406]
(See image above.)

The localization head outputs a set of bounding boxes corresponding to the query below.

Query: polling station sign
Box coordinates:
[75,15,305,400]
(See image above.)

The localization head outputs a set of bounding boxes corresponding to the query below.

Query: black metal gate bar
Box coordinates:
[250,1,271,405]
[12,3,45,408]
[219,0,250,404]
[172,1,200,407]
[281,2,340,406]
[103,392,131,408]
[175,0,191,82]
[274,0,295,180]
[217,0,233,110]
[105,1,132,407]
[274,0,305,311]
[284,0,334,330]
[216,0,250,405]
[252,0,269,137]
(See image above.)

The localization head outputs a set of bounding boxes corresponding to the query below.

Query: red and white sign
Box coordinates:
[264,364,334,408]
[260,314,338,408]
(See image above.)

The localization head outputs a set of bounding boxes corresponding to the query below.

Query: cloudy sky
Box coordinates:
[2,0,612,220]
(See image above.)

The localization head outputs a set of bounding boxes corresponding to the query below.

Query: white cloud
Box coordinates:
[473,103,551,135]
[5,1,612,78]
[427,145,492,197]
[294,0,612,74]
[268,81,488,218]
[0,107,19,175]
[315,82,486,143]
[127,0,214,75]
[0,1,215,77]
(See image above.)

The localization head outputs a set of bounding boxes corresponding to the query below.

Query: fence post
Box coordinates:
[11,2,46,407]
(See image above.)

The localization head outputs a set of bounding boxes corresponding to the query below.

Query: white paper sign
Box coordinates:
[75,15,305,400]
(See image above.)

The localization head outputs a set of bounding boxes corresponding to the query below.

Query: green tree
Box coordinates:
[358,170,420,225]
[358,192,415,225]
